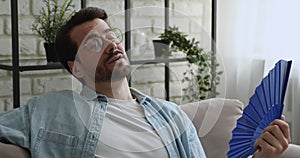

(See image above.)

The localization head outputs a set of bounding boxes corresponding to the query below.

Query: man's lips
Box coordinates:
[107,51,124,64]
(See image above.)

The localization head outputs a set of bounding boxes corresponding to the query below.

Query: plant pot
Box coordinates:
[44,43,59,63]
[153,39,170,58]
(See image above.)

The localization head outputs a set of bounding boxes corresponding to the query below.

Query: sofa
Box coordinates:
[0,98,299,157]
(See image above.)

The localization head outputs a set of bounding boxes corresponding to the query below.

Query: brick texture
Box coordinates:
[0,18,3,35]
[0,37,11,56]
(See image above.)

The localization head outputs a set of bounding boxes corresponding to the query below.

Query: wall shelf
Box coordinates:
[0,60,63,72]
[130,58,186,65]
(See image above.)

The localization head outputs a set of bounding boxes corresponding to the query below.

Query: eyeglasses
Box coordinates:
[81,28,123,54]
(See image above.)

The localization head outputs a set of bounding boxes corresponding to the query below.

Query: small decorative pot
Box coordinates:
[152,39,170,58]
[44,43,59,63]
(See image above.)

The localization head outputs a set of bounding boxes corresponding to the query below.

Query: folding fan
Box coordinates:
[227,60,292,158]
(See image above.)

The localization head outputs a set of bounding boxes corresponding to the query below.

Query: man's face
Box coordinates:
[69,18,130,84]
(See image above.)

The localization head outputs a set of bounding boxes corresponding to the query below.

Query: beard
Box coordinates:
[94,58,131,82]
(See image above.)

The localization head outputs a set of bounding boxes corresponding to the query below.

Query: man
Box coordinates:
[0,7,290,158]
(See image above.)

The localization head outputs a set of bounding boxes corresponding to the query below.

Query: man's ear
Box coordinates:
[68,61,84,78]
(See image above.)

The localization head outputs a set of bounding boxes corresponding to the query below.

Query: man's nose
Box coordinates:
[102,39,118,54]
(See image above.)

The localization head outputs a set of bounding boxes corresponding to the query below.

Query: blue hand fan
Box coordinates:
[227,60,292,158]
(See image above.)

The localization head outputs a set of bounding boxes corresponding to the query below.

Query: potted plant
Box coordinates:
[32,0,76,62]
[158,26,223,101]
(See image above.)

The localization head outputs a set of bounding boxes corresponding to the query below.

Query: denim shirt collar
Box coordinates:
[80,85,109,102]
[80,85,151,104]
[129,87,152,104]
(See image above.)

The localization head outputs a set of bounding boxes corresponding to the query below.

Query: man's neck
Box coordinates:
[87,78,133,100]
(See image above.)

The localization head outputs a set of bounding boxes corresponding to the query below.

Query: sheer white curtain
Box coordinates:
[218,0,300,144]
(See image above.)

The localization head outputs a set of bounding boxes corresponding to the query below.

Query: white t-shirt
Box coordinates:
[95,98,169,158]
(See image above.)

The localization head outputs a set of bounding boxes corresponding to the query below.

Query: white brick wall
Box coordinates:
[32,77,75,94]
[150,83,166,99]
[169,62,189,81]
[0,0,210,111]
[0,18,3,35]
[0,0,10,15]
[19,17,36,35]
[20,78,32,95]
[0,70,7,77]
[0,80,13,96]
[0,37,11,56]
[18,0,31,15]
[19,37,37,56]
[131,64,165,83]
[173,1,204,17]
[0,100,4,112]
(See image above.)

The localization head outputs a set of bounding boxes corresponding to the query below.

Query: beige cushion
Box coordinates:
[180,98,244,158]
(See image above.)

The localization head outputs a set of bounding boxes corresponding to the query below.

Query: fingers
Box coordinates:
[253,119,291,158]
[263,124,288,151]
[254,135,279,154]
[254,127,282,153]
[271,119,291,143]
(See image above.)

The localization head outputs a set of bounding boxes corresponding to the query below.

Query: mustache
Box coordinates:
[106,50,124,62]
[112,50,123,55]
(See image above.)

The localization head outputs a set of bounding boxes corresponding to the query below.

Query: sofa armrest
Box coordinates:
[0,142,30,158]
[281,144,300,158]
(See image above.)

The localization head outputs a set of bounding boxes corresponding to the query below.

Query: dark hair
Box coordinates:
[55,7,108,74]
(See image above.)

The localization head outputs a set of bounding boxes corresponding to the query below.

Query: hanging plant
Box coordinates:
[159,26,223,101]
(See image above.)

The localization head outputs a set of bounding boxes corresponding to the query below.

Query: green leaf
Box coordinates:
[32,0,75,43]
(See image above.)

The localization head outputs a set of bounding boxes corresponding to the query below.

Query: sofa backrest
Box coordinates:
[180,98,244,158]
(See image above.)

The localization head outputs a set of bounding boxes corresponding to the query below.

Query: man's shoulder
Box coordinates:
[42,90,78,97]
[26,90,81,108]
[151,98,181,111]
[34,90,78,100]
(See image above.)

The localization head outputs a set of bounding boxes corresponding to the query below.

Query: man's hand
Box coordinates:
[253,116,291,158]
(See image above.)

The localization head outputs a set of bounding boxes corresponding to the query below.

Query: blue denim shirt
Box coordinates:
[0,86,206,158]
